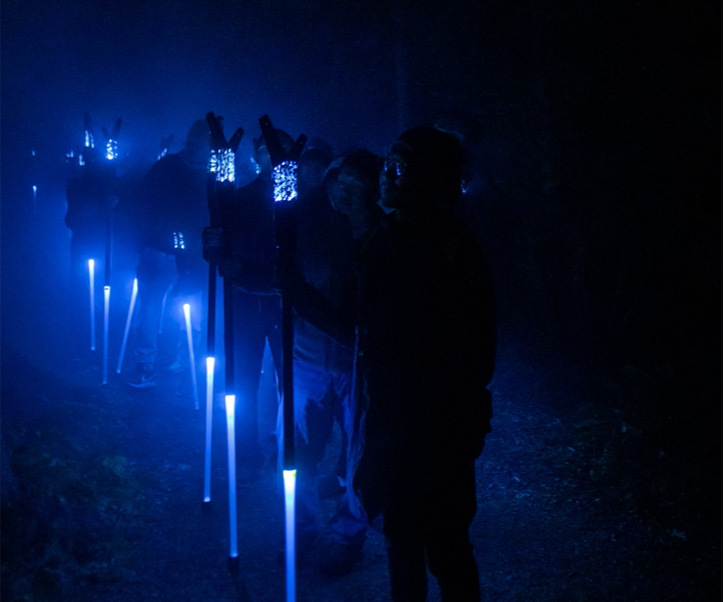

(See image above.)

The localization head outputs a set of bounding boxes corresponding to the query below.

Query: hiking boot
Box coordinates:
[127,368,157,389]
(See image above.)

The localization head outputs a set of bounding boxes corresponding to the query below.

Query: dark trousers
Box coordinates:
[232,289,282,463]
[383,459,480,602]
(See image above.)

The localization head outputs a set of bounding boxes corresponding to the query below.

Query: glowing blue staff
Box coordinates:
[183,303,200,410]
[31,150,38,212]
[204,355,215,503]
[225,393,239,559]
[117,278,138,374]
[258,113,306,602]
[283,468,297,601]
[102,285,111,385]
[203,112,243,509]
[88,259,96,351]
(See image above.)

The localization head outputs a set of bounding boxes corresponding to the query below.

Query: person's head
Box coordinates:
[299,146,333,195]
[326,149,383,237]
[380,126,465,213]
[252,130,293,176]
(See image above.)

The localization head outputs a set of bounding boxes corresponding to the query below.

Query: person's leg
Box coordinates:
[330,372,367,544]
[131,248,176,384]
[293,361,335,544]
[384,496,428,602]
[233,291,267,470]
[425,461,480,601]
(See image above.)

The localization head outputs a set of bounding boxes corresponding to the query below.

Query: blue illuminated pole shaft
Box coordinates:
[183,303,200,410]
[88,259,96,351]
[259,114,306,602]
[223,276,238,560]
[205,112,245,553]
[117,278,138,373]
[102,205,113,385]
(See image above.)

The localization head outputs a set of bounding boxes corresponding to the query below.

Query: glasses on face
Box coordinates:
[383,157,407,178]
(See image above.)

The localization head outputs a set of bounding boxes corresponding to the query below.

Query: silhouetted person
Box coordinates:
[288,148,383,573]
[203,132,291,479]
[126,119,209,388]
[354,127,495,601]
[64,146,118,320]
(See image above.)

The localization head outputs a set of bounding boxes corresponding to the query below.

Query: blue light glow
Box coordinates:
[273,161,298,203]
[204,356,215,503]
[173,232,186,250]
[225,394,239,558]
[88,259,96,351]
[117,278,138,374]
[85,130,94,148]
[102,285,110,385]
[208,149,236,183]
[183,303,199,410]
[283,469,297,602]
[105,139,118,161]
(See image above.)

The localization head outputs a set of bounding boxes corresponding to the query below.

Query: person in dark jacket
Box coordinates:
[288,148,384,573]
[289,128,496,600]
[356,126,496,601]
[126,119,209,388]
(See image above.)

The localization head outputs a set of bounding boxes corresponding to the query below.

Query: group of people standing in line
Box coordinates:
[65,115,496,601]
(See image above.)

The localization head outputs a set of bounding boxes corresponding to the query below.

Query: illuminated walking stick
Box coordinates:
[99,117,120,385]
[259,114,306,602]
[205,113,243,545]
[88,259,96,351]
[102,285,110,384]
[102,201,113,385]
[117,278,138,374]
[31,149,38,214]
[223,276,238,563]
[183,303,200,410]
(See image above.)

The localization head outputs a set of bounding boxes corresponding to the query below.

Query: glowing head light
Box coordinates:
[273,160,298,203]
[208,149,236,183]
[173,232,186,250]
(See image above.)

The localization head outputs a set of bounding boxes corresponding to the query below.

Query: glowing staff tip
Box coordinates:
[102,285,110,385]
[225,394,239,558]
[183,303,199,410]
[88,259,96,351]
[203,355,215,503]
[283,469,297,602]
[117,278,138,374]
